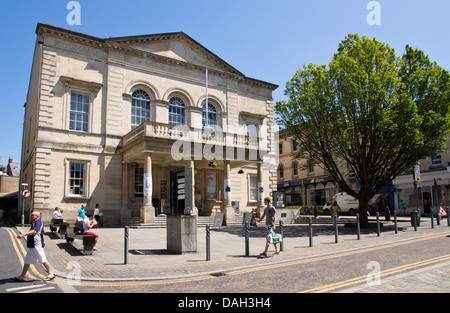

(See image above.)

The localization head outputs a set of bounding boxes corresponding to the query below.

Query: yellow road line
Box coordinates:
[5,227,47,280]
[226,233,449,277]
[300,254,450,293]
[41,232,450,288]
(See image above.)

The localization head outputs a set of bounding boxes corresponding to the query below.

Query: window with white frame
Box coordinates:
[249,175,258,202]
[69,92,90,132]
[278,164,284,179]
[292,162,298,176]
[169,97,186,125]
[202,103,217,129]
[68,162,86,196]
[246,123,258,138]
[134,167,144,198]
[131,90,151,130]
[308,160,314,174]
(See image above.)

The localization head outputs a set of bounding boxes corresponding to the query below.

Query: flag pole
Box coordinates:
[205,68,208,130]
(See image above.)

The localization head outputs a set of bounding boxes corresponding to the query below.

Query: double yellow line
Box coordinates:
[4,227,47,281]
[300,253,450,293]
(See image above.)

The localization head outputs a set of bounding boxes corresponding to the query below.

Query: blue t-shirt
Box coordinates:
[27,219,45,248]
[78,208,86,218]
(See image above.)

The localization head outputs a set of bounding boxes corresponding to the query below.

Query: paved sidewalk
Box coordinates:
[17,217,450,289]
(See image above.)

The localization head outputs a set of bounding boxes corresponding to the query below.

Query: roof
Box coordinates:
[36,24,278,91]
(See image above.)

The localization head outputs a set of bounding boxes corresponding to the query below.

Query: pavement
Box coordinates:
[16,215,450,292]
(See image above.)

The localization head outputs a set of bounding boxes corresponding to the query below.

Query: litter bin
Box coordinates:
[411,210,421,227]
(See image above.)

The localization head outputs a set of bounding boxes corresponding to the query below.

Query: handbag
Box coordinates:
[269,232,282,244]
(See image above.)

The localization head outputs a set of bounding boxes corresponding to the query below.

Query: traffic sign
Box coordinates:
[22,189,31,198]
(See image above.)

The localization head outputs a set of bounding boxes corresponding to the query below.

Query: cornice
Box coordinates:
[36,23,278,91]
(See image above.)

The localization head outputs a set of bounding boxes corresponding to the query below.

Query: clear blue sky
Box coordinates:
[0,0,449,165]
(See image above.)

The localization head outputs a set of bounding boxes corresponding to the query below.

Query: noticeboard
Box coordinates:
[213,213,225,228]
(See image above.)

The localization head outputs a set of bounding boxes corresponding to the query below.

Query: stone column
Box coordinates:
[189,160,199,216]
[140,153,155,223]
[223,160,234,222]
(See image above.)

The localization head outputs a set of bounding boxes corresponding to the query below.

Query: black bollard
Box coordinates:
[431,210,434,229]
[245,220,249,257]
[124,226,129,265]
[376,212,380,236]
[334,215,338,243]
[356,213,361,240]
[206,224,211,261]
[394,211,398,234]
[309,217,313,247]
[413,209,417,231]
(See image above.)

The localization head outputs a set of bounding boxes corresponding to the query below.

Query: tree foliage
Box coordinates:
[275,34,450,225]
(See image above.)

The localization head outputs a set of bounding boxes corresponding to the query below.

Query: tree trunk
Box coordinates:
[358,195,370,228]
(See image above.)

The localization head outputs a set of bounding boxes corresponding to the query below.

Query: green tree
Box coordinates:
[275,34,450,226]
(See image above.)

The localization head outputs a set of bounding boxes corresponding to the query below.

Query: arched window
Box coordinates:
[131,90,150,130]
[202,103,217,129]
[169,97,186,125]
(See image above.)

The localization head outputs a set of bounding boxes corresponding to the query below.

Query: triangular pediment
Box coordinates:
[108,32,243,76]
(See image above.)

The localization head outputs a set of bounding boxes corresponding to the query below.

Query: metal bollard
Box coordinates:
[334,215,338,243]
[356,213,361,240]
[431,210,434,228]
[279,220,284,252]
[206,224,211,261]
[394,211,398,234]
[413,209,417,231]
[124,226,129,265]
[245,220,249,257]
[309,217,313,247]
[376,212,380,236]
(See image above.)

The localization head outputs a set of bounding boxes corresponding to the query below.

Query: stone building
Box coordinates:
[276,129,339,209]
[21,24,278,225]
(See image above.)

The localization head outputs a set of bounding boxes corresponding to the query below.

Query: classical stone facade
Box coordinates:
[21,24,278,225]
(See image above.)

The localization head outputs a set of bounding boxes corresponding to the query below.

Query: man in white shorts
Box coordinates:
[12,211,54,281]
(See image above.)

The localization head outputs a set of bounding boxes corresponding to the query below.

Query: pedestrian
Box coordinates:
[82,214,99,250]
[78,205,86,219]
[313,205,318,218]
[93,203,101,227]
[257,197,280,258]
[400,200,406,215]
[11,211,55,281]
[331,201,339,227]
[52,207,63,220]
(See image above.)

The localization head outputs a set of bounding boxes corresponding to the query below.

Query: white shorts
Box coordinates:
[24,247,47,265]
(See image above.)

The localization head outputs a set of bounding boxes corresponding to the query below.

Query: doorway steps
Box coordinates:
[124,215,243,228]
